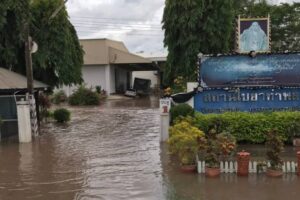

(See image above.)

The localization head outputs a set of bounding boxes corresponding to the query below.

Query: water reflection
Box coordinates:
[0,97,299,200]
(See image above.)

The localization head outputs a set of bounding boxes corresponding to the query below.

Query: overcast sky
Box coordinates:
[66,0,299,55]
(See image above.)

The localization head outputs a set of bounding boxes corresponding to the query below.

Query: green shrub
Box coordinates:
[53,108,71,123]
[169,117,206,165]
[69,86,100,106]
[194,111,300,144]
[170,103,194,123]
[95,85,101,94]
[52,90,67,105]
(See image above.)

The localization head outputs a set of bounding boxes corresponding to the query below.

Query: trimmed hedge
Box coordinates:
[170,103,194,123]
[194,112,300,144]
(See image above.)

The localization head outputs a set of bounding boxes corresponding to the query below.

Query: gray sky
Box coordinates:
[66,0,299,54]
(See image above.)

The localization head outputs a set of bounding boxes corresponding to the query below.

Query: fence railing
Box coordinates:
[197,160,298,174]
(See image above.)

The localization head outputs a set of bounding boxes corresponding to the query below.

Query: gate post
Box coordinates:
[17,100,32,143]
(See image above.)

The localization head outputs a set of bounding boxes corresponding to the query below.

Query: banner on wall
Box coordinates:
[200,54,300,88]
[194,88,300,113]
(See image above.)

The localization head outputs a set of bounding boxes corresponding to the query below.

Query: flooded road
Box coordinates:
[0,97,299,200]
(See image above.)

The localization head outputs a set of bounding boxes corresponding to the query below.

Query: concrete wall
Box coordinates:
[83,65,107,91]
[59,65,111,96]
[132,71,158,88]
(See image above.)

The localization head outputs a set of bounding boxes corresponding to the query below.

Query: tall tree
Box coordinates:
[0,1,28,70]
[162,0,234,85]
[30,0,83,87]
[0,0,83,87]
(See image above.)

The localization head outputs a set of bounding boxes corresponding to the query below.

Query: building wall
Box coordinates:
[82,65,108,91]
[132,71,158,88]
[59,65,110,96]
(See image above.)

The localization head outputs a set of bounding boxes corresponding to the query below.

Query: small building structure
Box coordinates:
[132,53,167,90]
[0,67,47,139]
[61,39,158,96]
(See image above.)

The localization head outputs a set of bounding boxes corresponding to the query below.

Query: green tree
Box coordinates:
[162,0,234,86]
[0,0,83,87]
[0,1,28,70]
[236,1,300,52]
[30,0,83,87]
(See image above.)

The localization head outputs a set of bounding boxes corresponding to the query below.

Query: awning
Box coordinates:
[0,67,48,90]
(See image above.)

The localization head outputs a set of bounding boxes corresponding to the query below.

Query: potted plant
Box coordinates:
[265,130,284,177]
[169,117,206,172]
[205,130,237,177]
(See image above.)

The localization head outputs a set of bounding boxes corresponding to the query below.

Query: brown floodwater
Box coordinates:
[0,96,299,200]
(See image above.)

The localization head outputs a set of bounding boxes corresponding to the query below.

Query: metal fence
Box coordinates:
[197,160,298,174]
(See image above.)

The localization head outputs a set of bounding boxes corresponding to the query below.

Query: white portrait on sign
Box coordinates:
[240,22,268,52]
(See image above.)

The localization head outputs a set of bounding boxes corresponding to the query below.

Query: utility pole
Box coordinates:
[24,22,34,95]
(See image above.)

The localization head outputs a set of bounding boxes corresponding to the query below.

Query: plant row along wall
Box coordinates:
[194,112,300,144]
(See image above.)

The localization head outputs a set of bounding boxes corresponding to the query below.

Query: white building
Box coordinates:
[62,39,158,96]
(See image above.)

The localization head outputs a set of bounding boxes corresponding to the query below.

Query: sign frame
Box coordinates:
[236,15,271,53]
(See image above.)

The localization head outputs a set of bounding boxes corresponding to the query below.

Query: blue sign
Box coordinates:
[200,54,300,88]
[194,88,300,113]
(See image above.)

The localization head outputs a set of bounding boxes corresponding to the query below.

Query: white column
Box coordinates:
[17,100,32,143]
[159,98,171,142]
[187,82,198,108]
[105,65,111,95]
[160,113,170,142]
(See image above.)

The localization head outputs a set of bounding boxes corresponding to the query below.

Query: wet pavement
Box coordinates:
[0,96,299,200]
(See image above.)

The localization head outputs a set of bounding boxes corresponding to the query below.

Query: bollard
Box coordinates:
[160,112,170,142]
[237,151,250,176]
[297,151,300,176]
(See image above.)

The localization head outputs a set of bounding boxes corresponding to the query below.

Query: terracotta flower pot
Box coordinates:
[266,168,283,177]
[180,164,196,173]
[205,167,220,177]
[237,151,250,176]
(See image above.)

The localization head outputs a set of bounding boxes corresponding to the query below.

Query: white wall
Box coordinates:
[83,65,107,91]
[132,71,158,88]
[58,65,110,96]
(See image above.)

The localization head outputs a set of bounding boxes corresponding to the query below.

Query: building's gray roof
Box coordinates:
[0,67,48,90]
